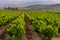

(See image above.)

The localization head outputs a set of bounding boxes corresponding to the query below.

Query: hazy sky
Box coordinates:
[0,0,60,4]
[0,0,60,6]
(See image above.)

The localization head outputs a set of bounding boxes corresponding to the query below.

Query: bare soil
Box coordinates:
[20,15,41,40]
[52,32,60,40]
[0,15,60,40]
[21,15,60,40]
[0,23,11,40]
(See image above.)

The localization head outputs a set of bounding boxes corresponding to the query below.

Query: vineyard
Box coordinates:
[0,10,60,40]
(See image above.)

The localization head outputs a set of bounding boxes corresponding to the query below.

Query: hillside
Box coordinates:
[24,4,60,10]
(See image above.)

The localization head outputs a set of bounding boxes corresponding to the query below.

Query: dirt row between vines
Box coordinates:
[0,14,60,40]
[20,15,41,40]
[0,23,11,40]
[21,15,60,40]
[0,15,41,40]
[0,15,20,40]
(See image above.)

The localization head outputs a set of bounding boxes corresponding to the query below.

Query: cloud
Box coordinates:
[0,0,32,5]
[0,0,60,7]
[0,0,59,4]
[52,0,60,3]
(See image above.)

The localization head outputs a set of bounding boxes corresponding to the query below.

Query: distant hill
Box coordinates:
[24,4,60,10]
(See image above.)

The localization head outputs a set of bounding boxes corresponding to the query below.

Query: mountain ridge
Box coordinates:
[24,4,60,10]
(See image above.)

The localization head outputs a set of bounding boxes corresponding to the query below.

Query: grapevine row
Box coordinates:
[0,10,21,27]
[7,13,25,40]
[26,10,60,40]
